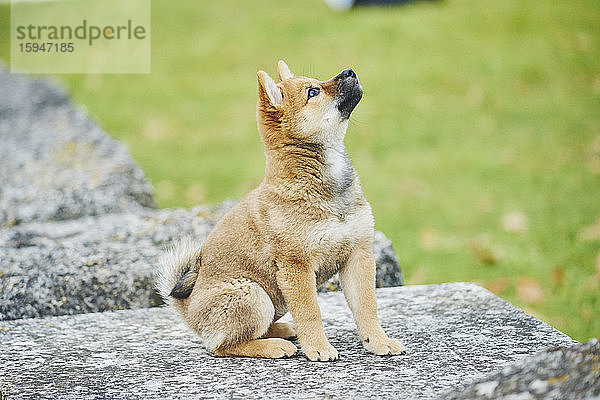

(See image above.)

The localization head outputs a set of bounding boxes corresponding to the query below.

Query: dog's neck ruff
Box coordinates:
[264,140,355,199]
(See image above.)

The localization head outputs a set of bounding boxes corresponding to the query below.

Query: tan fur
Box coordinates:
[262,322,296,339]
[213,338,297,358]
[156,61,405,361]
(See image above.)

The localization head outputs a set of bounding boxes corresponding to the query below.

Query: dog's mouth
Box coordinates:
[335,68,363,120]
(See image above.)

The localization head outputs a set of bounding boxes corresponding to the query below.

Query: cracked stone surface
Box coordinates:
[0,68,403,321]
[0,283,576,400]
[0,204,231,321]
[440,338,600,400]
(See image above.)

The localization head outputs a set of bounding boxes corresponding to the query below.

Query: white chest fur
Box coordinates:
[308,204,374,284]
[325,146,347,184]
[307,204,373,255]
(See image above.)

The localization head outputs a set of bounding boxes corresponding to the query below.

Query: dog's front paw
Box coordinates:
[302,342,339,362]
[363,336,406,356]
[270,339,299,358]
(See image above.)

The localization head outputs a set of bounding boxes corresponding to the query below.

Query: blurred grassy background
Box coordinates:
[1,0,598,341]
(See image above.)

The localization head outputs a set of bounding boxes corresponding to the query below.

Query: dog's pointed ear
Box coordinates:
[257,71,283,107]
[277,60,294,82]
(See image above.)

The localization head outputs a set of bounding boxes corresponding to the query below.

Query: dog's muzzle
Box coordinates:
[336,68,363,119]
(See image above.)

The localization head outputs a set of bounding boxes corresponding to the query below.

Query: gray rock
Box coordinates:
[440,338,600,400]
[0,69,403,320]
[373,230,403,286]
[0,205,228,321]
[0,283,575,400]
[0,66,154,227]
[0,203,401,320]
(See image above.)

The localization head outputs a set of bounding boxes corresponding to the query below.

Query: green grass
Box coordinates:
[1,0,599,341]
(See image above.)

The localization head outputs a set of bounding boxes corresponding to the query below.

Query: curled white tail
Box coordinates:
[155,237,202,305]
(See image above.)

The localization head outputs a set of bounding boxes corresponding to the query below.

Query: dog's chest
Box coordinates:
[309,206,373,285]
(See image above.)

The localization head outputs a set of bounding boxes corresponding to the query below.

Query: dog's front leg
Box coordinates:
[339,241,406,356]
[276,264,339,361]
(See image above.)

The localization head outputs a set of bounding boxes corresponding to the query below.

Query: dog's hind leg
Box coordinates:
[262,322,296,339]
[186,278,297,359]
[214,337,297,358]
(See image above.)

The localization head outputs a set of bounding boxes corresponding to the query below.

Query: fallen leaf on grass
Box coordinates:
[578,218,600,241]
[587,156,600,174]
[469,238,500,265]
[551,267,565,285]
[419,228,438,249]
[142,117,169,141]
[406,268,427,285]
[485,278,509,295]
[398,178,429,196]
[185,183,205,205]
[516,277,544,304]
[580,306,594,323]
[467,83,484,106]
[501,212,529,234]
[590,253,600,289]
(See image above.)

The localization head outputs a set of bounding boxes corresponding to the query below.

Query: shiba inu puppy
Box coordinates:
[156,61,405,361]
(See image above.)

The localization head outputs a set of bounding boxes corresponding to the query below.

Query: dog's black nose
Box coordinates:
[341,68,356,79]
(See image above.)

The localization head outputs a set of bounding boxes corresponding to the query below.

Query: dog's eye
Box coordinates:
[307,87,320,99]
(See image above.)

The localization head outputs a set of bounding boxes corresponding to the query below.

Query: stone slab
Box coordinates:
[0,205,227,321]
[0,283,575,400]
[440,338,600,400]
[0,66,155,226]
[0,203,401,321]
